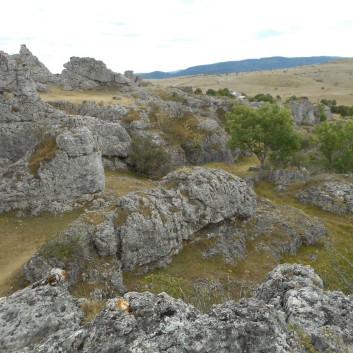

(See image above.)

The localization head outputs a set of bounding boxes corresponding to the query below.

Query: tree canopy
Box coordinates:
[317,120,353,172]
[226,103,300,167]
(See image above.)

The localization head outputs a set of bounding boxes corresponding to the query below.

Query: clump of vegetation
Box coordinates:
[129,134,170,178]
[194,87,203,95]
[205,87,233,97]
[121,109,140,123]
[28,135,57,175]
[248,93,274,103]
[79,299,106,323]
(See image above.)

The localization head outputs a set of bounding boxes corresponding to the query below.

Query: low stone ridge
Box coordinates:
[290,97,331,125]
[22,167,256,291]
[297,175,353,214]
[12,44,59,91]
[60,56,142,90]
[2,264,353,352]
[0,127,105,215]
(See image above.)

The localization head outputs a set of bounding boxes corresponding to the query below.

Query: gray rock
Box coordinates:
[0,50,39,101]
[60,57,140,90]
[118,167,256,270]
[3,264,353,352]
[268,168,310,186]
[0,127,104,215]
[22,167,256,293]
[12,44,59,90]
[201,196,327,263]
[0,278,83,353]
[297,176,353,214]
[290,97,331,125]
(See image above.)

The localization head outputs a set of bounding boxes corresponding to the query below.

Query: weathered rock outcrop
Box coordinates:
[0,127,105,215]
[268,168,310,186]
[0,50,40,101]
[298,175,353,214]
[60,57,141,90]
[290,97,331,125]
[200,196,327,263]
[2,264,353,352]
[22,167,256,291]
[12,44,59,91]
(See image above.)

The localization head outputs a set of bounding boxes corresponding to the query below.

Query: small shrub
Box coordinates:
[129,135,170,178]
[206,88,216,96]
[194,88,203,95]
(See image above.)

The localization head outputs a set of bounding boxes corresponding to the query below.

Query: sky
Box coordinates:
[1,0,352,74]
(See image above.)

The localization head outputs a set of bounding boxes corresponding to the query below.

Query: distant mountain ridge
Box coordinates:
[140,56,341,79]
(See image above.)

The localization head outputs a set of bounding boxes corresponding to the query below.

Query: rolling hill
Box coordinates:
[140,56,341,79]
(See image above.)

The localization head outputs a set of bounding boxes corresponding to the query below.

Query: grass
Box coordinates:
[149,59,353,106]
[0,208,84,296]
[39,85,134,106]
[28,136,57,175]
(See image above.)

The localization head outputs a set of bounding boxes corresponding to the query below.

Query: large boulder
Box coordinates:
[2,264,353,352]
[0,127,105,215]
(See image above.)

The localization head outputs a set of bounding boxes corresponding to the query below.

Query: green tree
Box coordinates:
[226,103,300,167]
[317,121,353,172]
[194,87,203,95]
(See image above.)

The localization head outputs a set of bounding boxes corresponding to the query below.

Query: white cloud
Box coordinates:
[1,0,352,74]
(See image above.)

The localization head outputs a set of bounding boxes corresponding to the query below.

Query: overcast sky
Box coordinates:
[1,0,352,74]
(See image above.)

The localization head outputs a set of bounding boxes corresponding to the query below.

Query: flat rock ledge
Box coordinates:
[1,264,352,352]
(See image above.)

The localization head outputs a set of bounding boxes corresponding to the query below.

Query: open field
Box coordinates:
[148,59,353,106]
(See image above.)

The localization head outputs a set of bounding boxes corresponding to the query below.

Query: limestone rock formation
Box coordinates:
[200,196,327,263]
[12,44,59,91]
[297,175,353,214]
[60,57,141,90]
[0,127,105,215]
[22,167,256,292]
[290,97,331,125]
[0,50,40,101]
[117,167,256,270]
[268,168,310,186]
[2,264,353,352]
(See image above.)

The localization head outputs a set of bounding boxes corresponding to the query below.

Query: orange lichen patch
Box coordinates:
[116,298,129,312]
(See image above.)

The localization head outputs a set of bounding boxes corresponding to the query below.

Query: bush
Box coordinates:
[194,88,203,95]
[206,88,216,96]
[249,93,274,103]
[129,135,170,178]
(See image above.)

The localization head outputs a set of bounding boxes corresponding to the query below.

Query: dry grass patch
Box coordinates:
[104,169,157,197]
[0,208,84,296]
[39,85,134,106]
[150,59,353,106]
[28,136,57,175]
